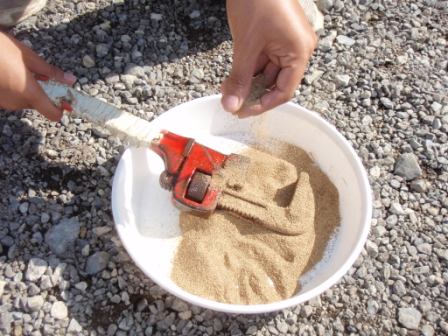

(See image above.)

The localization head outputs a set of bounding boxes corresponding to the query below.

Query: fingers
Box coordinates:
[238,62,305,118]
[25,72,63,121]
[10,34,76,85]
[221,42,262,114]
[262,62,281,88]
[254,53,269,75]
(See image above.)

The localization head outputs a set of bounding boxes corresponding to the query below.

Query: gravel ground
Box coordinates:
[1,0,447,335]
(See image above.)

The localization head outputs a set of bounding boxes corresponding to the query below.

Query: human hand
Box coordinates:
[222,0,318,118]
[0,31,76,121]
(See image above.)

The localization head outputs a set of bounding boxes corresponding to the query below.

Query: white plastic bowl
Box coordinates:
[111,95,372,314]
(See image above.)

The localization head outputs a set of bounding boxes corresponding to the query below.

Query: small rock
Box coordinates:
[276,320,289,334]
[410,179,427,193]
[316,0,334,12]
[26,296,44,312]
[362,115,373,126]
[305,70,324,85]
[40,275,53,290]
[367,299,379,315]
[335,74,350,87]
[398,307,422,329]
[19,202,29,214]
[0,280,6,297]
[0,312,12,334]
[246,326,258,335]
[121,74,137,86]
[336,35,356,46]
[416,243,432,255]
[93,226,111,236]
[189,68,204,83]
[81,244,90,257]
[75,282,88,291]
[86,251,110,274]
[421,325,434,336]
[171,299,189,312]
[390,202,404,215]
[432,118,442,129]
[393,280,407,296]
[189,10,201,19]
[96,43,109,58]
[82,55,95,68]
[67,318,82,333]
[120,34,131,43]
[394,153,422,181]
[397,54,408,64]
[333,0,344,10]
[105,74,120,84]
[45,218,80,257]
[370,166,381,178]
[431,101,442,113]
[124,64,146,78]
[25,258,48,281]
[440,321,448,333]
[386,214,398,226]
[107,324,118,335]
[40,213,50,224]
[373,226,387,237]
[320,30,337,51]
[380,97,394,109]
[51,301,68,319]
[178,310,192,320]
[365,241,378,257]
[150,13,162,21]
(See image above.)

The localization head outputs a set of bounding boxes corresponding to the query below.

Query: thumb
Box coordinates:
[221,45,260,113]
[26,74,63,121]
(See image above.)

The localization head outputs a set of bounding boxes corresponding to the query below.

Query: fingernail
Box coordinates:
[64,72,77,85]
[221,95,240,113]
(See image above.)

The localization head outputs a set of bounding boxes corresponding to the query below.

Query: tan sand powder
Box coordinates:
[171,141,340,304]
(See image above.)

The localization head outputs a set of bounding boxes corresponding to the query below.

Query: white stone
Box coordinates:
[25,258,48,282]
[51,301,68,320]
[398,307,422,329]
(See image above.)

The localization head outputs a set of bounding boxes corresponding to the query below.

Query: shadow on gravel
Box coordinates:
[13,0,229,84]
[0,110,128,328]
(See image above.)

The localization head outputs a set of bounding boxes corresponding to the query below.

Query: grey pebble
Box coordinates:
[336,35,356,46]
[380,97,394,109]
[416,243,432,255]
[410,179,427,193]
[0,311,12,334]
[394,153,422,181]
[82,55,95,68]
[398,307,422,329]
[19,202,29,214]
[171,298,189,312]
[45,217,80,257]
[316,0,334,12]
[86,251,110,274]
